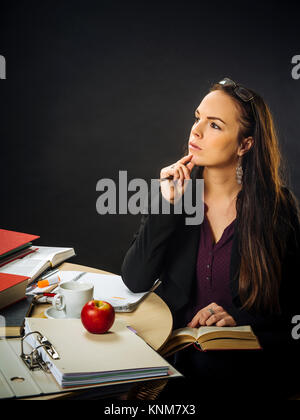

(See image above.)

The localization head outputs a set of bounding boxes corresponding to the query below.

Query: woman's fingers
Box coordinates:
[160,154,194,181]
[188,305,214,327]
[174,155,194,185]
[179,163,191,181]
[205,312,226,326]
[187,314,201,328]
[179,153,195,173]
[160,154,194,203]
[187,303,236,328]
[177,166,185,185]
[215,316,236,327]
[186,161,195,172]
[199,303,223,325]
[204,311,236,327]
[179,154,194,165]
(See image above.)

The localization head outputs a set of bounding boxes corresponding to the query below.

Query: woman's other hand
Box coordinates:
[187,302,236,327]
[160,154,195,204]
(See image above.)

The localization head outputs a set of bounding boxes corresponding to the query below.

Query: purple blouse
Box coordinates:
[184,214,236,325]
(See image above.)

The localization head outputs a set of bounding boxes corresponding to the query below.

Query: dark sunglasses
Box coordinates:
[218,77,255,102]
[218,77,257,121]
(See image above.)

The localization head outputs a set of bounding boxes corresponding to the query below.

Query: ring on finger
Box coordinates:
[208,308,215,315]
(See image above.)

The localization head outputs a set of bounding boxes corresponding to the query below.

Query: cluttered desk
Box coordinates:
[0,229,178,400]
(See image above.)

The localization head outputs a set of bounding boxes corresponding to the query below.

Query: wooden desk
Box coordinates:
[31,262,173,352]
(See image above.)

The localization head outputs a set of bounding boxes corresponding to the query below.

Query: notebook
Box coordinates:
[23,318,176,388]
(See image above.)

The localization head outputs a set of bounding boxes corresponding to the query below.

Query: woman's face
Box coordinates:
[188,90,243,168]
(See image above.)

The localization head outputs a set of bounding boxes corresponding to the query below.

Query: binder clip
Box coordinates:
[20,331,60,372]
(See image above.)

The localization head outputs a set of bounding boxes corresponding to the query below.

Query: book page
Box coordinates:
[0,246,74,282]
[171,327,198,340]
[196,325,253,339]
[28,246,73,263]
[0,258,46,278]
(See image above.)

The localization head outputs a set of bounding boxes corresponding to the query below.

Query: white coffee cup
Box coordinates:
[52,281,94,318]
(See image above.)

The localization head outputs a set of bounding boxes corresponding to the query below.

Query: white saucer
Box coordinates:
[45,307,67,319]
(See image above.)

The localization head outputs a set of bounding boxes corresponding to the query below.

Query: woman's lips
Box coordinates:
[189,142,202,150]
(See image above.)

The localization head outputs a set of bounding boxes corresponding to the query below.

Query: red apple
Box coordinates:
[81,300,115,334]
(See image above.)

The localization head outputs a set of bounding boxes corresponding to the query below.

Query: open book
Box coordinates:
[160,325,261,356]
[0,246,75,284]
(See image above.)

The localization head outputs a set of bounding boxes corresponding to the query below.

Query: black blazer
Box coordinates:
[121,167,300,349]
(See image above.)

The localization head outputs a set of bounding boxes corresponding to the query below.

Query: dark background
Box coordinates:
[1,0,300,275]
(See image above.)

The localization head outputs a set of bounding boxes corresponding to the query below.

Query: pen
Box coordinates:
[71,272,86,282]
[33,284,58,295]
[35,295,55,303]
[41,267,59,280]
[160,175,175,181]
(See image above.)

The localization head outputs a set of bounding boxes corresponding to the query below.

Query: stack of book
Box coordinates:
[0,229,75,285]
[0,228,75,337]
[0,229,40,269]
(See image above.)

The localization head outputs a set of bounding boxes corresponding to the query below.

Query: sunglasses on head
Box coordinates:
[218,77,255,103]
[218,77,257,123]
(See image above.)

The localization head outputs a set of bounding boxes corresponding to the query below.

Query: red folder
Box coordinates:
[0,229,40,257]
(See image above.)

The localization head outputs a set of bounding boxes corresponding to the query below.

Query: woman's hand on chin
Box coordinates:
[159,154,194,204]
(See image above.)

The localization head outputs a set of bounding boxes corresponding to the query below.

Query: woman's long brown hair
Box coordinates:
[190,81,300,315]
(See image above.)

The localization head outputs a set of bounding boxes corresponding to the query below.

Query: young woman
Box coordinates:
[121,78,300,400]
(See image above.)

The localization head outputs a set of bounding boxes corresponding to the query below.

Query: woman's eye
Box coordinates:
[194,117,200,123]
[210,122,220,130]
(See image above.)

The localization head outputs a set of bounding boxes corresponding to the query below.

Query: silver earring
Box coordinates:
[236,157,243,185]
